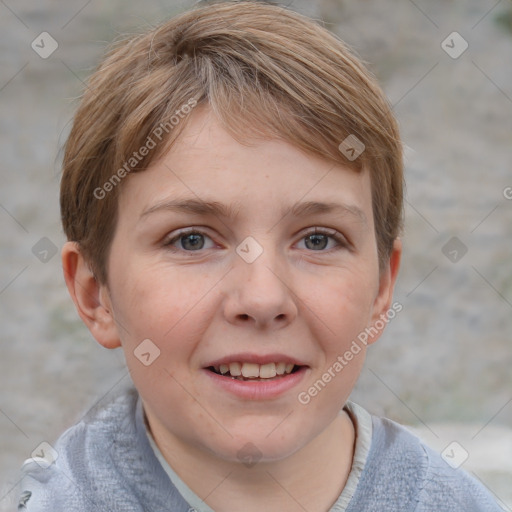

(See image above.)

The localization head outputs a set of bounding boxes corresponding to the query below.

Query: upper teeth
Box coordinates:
[215,362,295,378]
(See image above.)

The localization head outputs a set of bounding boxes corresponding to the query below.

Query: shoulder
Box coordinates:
[16,385,142,511]
[349,412,503,511]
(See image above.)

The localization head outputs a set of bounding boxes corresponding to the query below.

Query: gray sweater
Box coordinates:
[17,386,502,511]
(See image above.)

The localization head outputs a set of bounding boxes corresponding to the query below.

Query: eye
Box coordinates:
[163,227,349,254]
[297,228,348,252]
[163,229,216,252]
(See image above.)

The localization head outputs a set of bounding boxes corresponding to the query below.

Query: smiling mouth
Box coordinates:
[206,362,303,381]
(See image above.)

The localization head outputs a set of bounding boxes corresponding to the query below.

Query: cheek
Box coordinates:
[112,262,213,341]
[110,265,220,399]
[294,272,374,410]
[308,273,376,346]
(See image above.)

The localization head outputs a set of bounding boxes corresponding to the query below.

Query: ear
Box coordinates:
[61,241,121,349]
[366,238,402,345]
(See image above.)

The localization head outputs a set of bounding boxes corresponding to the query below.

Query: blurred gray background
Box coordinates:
[1,0,511,509]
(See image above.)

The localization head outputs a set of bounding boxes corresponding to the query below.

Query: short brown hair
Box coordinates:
[60,0,403,284]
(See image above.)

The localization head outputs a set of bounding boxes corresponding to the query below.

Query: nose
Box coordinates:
[222,243,298,330]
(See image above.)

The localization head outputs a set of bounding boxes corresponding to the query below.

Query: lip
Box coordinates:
[203,352,308,368]
[202,365,309,400]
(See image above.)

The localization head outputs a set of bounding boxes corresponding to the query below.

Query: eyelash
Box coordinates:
[163,227,349,254]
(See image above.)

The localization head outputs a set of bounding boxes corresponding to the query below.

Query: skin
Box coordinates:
[63,105,401,512]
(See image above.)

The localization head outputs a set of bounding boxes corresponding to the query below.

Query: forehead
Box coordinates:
[117,107,374,225]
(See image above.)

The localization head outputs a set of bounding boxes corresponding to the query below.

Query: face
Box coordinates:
[99,106,398,463]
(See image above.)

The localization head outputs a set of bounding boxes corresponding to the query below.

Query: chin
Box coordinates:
[209,424,310,465]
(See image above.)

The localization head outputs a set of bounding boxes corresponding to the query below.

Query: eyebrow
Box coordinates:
[140,198,367,225]
[289,201,367,225]
[140,198,242,220]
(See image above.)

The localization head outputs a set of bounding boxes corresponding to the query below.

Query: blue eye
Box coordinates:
[164,227,347,254]
[164,230,215,252]
[298,229,347,252]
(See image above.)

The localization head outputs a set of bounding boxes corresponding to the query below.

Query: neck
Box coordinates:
[146,410,355,512]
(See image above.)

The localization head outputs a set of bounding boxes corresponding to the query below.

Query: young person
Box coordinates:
[18,2,502,510]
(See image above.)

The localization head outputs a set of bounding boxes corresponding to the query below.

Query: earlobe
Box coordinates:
[61,241,121,349]
[367,238,402,344]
